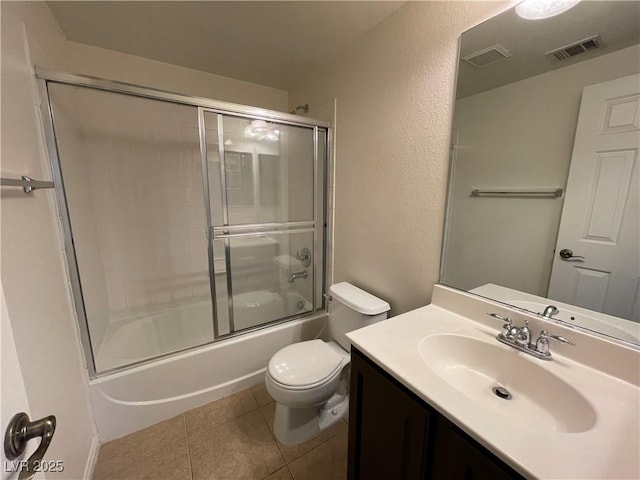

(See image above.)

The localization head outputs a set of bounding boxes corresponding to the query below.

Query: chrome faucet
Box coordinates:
[487,313,575,360]
[541,305,559,318]
[288,270,307,283]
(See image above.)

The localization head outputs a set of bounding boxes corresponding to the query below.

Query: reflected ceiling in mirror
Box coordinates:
[441,0,640,346]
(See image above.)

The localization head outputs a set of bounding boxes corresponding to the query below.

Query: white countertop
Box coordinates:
[346,285,640,479]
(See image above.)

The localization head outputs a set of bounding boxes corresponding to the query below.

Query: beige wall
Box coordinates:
[288,1,511,315]
[65,42,288,112]
[444,45,640,296]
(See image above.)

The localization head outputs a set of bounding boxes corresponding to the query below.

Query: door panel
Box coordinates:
[48,84,213,373]
[213,231,315,335]
[1,286,34,479]
[548,74,640,321]
[201,110,320,335]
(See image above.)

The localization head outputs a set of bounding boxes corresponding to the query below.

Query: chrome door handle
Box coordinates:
[559,248,584,260]
[4,412,56,480]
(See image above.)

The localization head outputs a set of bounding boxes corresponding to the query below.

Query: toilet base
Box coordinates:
[273,393,349,446]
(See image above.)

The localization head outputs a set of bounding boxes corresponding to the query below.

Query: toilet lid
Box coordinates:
[269,339,344,387]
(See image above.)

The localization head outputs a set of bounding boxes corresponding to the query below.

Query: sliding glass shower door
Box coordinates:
[43,75,327,376]
[48,84,215,373]
[201,111,324,336]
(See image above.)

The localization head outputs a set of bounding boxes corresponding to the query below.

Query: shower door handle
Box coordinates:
[4,412,56,480]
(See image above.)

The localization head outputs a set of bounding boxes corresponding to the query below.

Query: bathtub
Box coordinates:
[89,292,326,442]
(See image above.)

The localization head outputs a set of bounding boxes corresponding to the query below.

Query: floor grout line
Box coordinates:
[183,415,195,480]
[286,464,296,480]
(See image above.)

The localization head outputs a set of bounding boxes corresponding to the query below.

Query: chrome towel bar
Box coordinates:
[1,176,54,193]
[470,188,562,198]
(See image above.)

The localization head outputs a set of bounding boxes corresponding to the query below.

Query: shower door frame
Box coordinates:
[35,68,330,378]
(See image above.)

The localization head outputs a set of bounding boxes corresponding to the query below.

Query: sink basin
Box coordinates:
[419,334,597,433]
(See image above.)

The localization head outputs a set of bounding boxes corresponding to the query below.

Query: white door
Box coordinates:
[1,285,34,479]
[548,74,639,321]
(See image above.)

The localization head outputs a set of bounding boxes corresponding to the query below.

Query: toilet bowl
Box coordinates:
[265,282,390,445]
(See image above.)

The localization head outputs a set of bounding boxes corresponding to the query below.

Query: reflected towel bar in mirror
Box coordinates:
[1,176,54,193]
[470,188,563,198]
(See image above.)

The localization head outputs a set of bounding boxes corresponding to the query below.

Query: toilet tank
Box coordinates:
[328,282,390,351]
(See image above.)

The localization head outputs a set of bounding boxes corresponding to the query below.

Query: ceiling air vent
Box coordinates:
[546,35,603,61]
[463,44,511,68]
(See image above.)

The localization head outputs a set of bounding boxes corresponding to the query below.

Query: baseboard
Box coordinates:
[83,435,100,480]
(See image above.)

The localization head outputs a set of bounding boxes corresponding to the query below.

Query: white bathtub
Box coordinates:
[89,293,326,442]
[96,290,313,372]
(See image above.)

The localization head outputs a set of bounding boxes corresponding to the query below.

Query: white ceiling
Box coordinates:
[47,1,405,91]
[457,1,640,98]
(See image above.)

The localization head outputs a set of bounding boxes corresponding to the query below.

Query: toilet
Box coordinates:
[265,282,390,445]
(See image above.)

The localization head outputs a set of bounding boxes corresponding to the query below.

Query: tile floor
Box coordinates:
[93,384,348,480]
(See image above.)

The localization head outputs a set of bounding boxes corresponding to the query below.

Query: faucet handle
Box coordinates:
[487,312,512,324]
[535,330,575,356]
[538,330,575,345]
[487,313,512,337]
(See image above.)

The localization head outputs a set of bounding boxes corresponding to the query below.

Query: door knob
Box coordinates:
[559,248,585,260]
[4,412,56,480]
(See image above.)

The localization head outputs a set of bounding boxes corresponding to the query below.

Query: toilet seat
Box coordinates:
[268,339,347,389]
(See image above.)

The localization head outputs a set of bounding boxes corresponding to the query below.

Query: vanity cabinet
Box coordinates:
[347,347,525,480]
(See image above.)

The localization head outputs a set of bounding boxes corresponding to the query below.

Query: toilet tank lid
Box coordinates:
[329,282,390,315]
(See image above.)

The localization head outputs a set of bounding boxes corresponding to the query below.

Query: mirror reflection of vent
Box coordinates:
[546,35,603,61]
[463,44,511,68]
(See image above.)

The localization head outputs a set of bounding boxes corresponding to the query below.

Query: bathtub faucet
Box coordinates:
[288,270,308,283]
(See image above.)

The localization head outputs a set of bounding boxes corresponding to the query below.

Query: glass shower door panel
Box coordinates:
[202,110,319,335]
[48,84,214,373]
[214,231,315,335]
[203,112,315,226]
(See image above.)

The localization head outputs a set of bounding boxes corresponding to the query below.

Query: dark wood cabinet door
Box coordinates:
[348,348,432,480]
[431,416,524,480]
[348,348,528,480]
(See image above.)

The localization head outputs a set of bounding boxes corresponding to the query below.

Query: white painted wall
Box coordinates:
[1,3,98,479]
[288,1,512,315]
[444,45,640,296]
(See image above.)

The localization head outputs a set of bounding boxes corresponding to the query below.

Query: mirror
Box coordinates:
[442,1,640,345]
